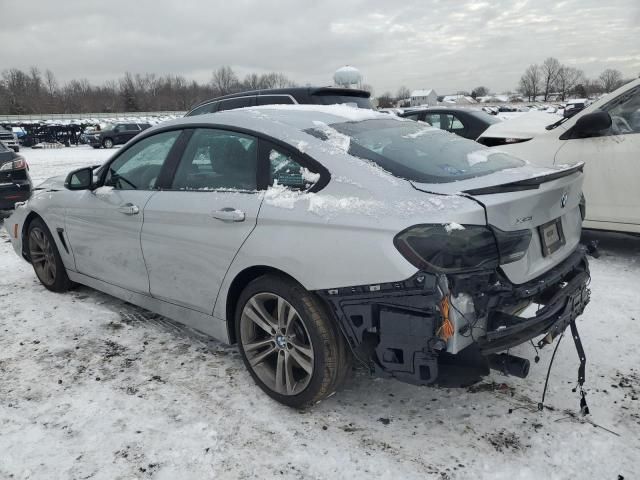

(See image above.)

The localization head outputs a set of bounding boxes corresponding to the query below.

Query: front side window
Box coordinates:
[104,130,181,190]
[269,148,318,190]
[603,86,640,135]
[307,118,525,184]
[172,129,257,191]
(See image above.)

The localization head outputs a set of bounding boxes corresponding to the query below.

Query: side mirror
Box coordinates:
[65,167,94,190]
[572,110,612,137]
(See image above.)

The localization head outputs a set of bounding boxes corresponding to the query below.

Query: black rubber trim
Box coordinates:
[463,163,584,195]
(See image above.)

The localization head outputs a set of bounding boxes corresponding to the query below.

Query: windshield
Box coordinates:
[308,119,525,184]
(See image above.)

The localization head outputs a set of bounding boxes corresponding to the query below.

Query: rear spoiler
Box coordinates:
[309,87,371,98]
[463,163,584,195]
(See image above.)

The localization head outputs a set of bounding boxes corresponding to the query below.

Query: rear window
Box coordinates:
[311,94,372,109]
[257,95,295,106]
[467,110,501,125]
[308,119,525,184]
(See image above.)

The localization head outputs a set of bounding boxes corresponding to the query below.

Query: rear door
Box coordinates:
[554,85,640,228]
[64,130,182,293]
[141,128,263,313]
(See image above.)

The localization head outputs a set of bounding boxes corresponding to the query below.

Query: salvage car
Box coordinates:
[399,106,501,140]
[5,105,590,408]
[478,79,640,234]
[0,141,31,211]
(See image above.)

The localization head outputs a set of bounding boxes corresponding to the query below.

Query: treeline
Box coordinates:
[518,58,634,101]
[0,66,297,115]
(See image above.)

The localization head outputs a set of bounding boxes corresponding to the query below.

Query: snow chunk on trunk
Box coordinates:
[444,222,465,233]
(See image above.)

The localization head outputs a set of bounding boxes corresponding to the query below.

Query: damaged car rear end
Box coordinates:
[310,117,590,388]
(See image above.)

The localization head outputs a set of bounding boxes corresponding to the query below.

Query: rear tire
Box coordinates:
[27,218,73,293]
[235,274,351,408]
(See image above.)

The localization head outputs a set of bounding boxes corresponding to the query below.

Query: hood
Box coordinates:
[479,111,562,140]
[35,175,66,191]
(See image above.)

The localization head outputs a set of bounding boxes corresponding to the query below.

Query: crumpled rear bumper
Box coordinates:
[318,246,590,387]
[478,248,590,354]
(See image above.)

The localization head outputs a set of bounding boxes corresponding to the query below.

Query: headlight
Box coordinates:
[394,224,531,273]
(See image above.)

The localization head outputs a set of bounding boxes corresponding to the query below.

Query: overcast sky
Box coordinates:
[1,0,638,95]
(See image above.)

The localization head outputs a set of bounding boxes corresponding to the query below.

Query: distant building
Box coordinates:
[410,89,438,107]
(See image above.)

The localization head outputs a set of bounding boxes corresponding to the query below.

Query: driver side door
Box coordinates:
[64,129,182,293]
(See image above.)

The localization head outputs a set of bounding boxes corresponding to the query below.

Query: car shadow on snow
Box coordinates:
[582,229,640,260]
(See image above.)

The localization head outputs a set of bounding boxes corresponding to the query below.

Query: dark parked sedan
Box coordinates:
[0,141,31,210]
[399,107,501,140]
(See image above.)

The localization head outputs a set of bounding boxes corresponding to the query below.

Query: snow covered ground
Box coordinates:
[1,146,639,479]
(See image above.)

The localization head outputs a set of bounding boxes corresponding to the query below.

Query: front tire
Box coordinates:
[235,274,350,408]
[27,218,73,293]
[102,138,114,148]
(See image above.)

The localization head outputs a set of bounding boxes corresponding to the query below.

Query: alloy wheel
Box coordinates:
[29,227,57,286]
[240,292,315,396]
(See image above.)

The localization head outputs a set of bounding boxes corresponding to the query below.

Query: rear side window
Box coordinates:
[269,148,319,190]
[311,94,371,108]
[307,118,525,184]
[217,97,256,112]
[172,129,258,191]
[257,95,295,106]
[125,124,140,131]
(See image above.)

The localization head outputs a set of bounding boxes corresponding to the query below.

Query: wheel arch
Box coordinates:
[21,211,44,261]
[224,265,303,344]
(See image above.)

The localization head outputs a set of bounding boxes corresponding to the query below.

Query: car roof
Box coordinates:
[159,104,391,132]
[190,86,371,110]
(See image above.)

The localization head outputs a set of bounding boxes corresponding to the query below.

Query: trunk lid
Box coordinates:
[412,164,585,284]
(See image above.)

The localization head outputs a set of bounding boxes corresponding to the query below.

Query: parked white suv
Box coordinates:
[478,79,640,234]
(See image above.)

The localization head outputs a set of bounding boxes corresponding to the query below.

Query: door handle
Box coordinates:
[211,207,245,222]
[117,203,140,215]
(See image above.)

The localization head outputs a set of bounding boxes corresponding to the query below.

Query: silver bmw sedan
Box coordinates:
[5,105,590,408]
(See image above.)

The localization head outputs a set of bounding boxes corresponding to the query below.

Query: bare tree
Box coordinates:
[377,92,394,108]
[540,57,561,101]
[211,66,240,96]
[556,66,584,100]
[599,68,623,93]
[518,64,542,101]
[396,86,410,101]
[471,86,489,98]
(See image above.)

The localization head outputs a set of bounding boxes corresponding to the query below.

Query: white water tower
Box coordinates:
[333,66,362,88]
